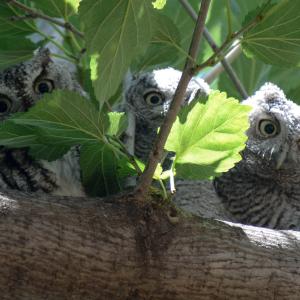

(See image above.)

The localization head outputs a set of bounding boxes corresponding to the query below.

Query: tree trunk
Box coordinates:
[0,190,300,300]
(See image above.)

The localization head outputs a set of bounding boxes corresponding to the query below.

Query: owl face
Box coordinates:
[242,82,300,176]
[125,68,210,127]
[0,48,79,121]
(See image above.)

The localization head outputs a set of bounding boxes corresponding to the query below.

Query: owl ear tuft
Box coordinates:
[256,82,286,102]
[123,70,137,92]
[33,47,52,67]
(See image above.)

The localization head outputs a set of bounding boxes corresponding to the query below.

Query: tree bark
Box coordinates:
[1,190,300,300]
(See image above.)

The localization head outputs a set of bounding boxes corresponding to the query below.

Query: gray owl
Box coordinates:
[214,83,300,230]
[0,48,85,196]
[124,68,210,161]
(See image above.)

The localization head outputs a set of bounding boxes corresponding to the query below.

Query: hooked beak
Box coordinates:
[275,143,289,169]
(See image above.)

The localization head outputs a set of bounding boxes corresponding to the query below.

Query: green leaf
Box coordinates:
[152,0,167,10]
[29,145,70,161]
[0,122,37,148]
[0,121,69,161]
[0,2,38,67]
[242,0,300,67]
[133,13,181,71]
[80,142,123,197]
[165,91,251,180]
[79,0,153,104]
[0,2,36,37]
[32,0,80,18]
[11,90,106,146]
[0,37,36,68]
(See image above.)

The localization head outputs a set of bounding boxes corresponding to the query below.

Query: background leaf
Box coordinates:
[242,0,300,67]
[165,91,251,180]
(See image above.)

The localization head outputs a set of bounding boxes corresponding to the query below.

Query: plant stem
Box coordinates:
[226,0,232,38]
[134,0,211,199]
[7,0,84,38]
[178,0,248,98]
[192,13,262,74]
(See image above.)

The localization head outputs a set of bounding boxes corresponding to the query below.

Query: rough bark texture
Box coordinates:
[1,189,300,300]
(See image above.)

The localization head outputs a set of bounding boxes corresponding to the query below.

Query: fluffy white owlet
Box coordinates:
[124,67,210,161]
[214,83,300,230]
[0,48,85,196]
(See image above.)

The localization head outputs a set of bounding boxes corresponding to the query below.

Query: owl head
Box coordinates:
[0,48,83,121]
[242,82,300,178]
[124,67,210,127]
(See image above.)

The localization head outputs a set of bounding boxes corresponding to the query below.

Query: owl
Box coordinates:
[124,68,210,161]
[214,83,300,230]
[0,48,85,196]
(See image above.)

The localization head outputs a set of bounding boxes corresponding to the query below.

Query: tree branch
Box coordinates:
[7,0,84,38]
[203,42,242,85]
[1,190,300,299]
[178,0,248,98]
[134,0,211,199]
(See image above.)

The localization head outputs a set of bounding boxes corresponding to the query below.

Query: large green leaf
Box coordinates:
[32,0,80,18]
[0,37,36,68]
[242,0,300,67]
[165,91,251,179]
[133,13,181,71]
[0,2,36,37]
[79,0,153,105]
[11,90,106,145]
[0,2,37,68]
[80,142,124,196]
[3,90,130,195]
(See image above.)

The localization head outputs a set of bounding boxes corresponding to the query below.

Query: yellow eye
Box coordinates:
[258,119,279,137]
[34,79,54,94]
[0,96,12,115]
[144,92,164,106]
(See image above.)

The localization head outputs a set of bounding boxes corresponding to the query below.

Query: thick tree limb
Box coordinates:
[1,190,300,300]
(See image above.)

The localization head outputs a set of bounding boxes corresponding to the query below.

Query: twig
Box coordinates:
[7,0,84,38]
[203,42,242,84]
[134,0,211,198]
[178,0,247,98]
[179,0,248,99]
[192,18,258,74]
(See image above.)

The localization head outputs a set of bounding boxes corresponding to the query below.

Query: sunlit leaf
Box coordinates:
[242,0,300,67]
[152,0,167,10]
[165,91,251,179]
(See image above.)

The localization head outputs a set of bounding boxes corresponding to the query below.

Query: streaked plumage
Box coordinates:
[124,68,210,161]
[0,48,85,196]
[214,83,300,229]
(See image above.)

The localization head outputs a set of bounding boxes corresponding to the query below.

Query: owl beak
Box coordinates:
[275,143,289,169]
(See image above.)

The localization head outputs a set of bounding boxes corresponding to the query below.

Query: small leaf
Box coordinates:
[152,0,167,10]
[165,91,251,180]
[79,0,153,104]
[242,0,300,66]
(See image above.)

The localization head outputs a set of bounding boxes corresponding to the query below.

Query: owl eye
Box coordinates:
[144,92,164,106]
[34,79,54,94]
[258,119,279,137]
[0,96,12,115]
